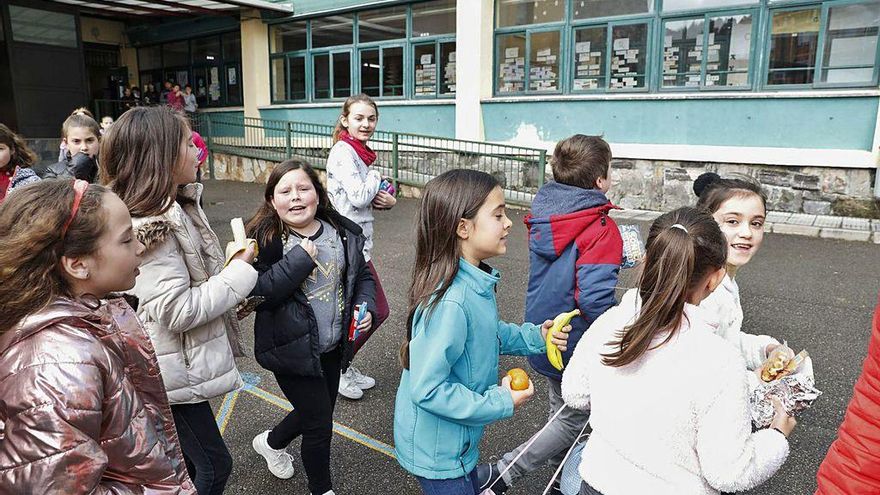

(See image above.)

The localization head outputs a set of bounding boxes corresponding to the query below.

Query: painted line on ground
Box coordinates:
[214,390,241,435]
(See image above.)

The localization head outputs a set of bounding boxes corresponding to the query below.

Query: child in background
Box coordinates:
[477,135,622,494]
[561,207,795,495]
[0,123,40,203]
[394,169,571,494]
[326,93,394,399]
[0,180,193,494]
[168,84,185,112]
[44,109,101,182]
[100,116,114,135]
[183,84,198,121]
[246,159,376,495]
[100,106,258,495]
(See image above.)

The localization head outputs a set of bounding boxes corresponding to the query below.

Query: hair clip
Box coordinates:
[670,223,688,233]
[61,179,89,240]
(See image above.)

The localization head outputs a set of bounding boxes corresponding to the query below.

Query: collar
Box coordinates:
[456,257,500,296]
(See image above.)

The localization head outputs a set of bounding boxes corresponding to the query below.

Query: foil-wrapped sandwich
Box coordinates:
[750,347,822,428]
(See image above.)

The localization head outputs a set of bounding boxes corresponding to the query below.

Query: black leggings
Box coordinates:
[268,346,343,494]
[171,401,233,495]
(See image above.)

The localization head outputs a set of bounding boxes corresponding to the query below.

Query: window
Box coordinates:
[223,32,241,60]
[415,40,457,96]
[313,51,351,99]
[496,0,565,27]
[707,14,752,87]
[530,31,562,92]
[360,46,404,97]
[610,23,649,89]
[139,45,162,71]
[767,8,820,85]
[573,27,607,91]
[271,21,307,53]
[163,41,189,67]
[820,2,880,84]
[663,18,705,88]
[192,36,221,64]
[271,57,286,101]
[9,6,76,48]
[572,0,651,20]
[440,41,457,94]
[413,0,456,37]
[289,56,306,100]
[334,52,352,98]
[361,49,380,96]
[358,6,407,43]
[312,15,353,48]
[226,64,242,105]
[661,13,753,89]
[662,0,758,13]
[497,33,527,93]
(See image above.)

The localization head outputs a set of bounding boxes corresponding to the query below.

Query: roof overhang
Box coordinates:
[45,0,292,18]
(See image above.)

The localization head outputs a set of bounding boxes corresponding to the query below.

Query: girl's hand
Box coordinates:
[768,396,797,438]
[372,190,397,210]
[356,310,373,331]
[300,238,317,260]
[540,319,572,352]
[231,243,256,264]
[502,375,534,408]
[764,343,780,359]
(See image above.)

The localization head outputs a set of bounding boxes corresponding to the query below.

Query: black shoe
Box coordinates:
[475,463,508,494]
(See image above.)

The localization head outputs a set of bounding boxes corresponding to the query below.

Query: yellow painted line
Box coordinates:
[215,390,241,435]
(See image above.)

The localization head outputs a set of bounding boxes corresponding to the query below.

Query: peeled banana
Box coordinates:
[224,217,258,267]
[546,309,579,371]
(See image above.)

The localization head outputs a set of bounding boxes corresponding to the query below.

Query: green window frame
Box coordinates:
[495,27,565,95]
[313,49,353,100]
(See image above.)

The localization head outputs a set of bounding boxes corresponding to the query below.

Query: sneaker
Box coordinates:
[343,366,376,390]
[475,463,508,494]
[338,376,364,400]
[252,430,295,479]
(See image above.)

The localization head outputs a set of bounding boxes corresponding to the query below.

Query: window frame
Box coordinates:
[494,25,566,96]
[312,48,354,101]
[813,0,880,89]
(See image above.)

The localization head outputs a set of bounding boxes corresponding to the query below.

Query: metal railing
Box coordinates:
[194,113,548,205]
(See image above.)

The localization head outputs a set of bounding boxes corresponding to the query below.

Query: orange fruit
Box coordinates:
[507,368,530,391]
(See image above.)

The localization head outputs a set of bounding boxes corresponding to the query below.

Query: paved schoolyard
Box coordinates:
[200,179,880,495]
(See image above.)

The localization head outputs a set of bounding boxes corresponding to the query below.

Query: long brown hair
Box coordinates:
[400,169,500,369]
[0,124,37,172]
[245,159,336,246]
[0,180,109,334]
[99,106,190,217]
[332,93,379,144]
[694,172,767,214]
[602,207,727,367]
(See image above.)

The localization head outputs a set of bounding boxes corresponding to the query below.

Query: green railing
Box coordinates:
[194,113,548,205]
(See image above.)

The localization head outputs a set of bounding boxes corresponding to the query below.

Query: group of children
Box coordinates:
[0,91,813,495]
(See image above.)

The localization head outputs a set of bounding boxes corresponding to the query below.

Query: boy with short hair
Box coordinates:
[477,134,623,494]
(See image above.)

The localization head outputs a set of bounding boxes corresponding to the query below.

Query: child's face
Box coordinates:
[271,169,319,230]
[101,117,113,130]
[458,186,512,265]
[65,127,99,157]
[341,102,378,142]
[712,194,766,269]
[0,143,11,171]
[83,192,145,297]
[172,130,199,186]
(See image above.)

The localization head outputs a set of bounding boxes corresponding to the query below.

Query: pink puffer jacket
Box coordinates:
[0,297,195,494]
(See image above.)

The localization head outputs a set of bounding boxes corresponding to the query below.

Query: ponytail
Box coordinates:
[332,93,379,144]
[603,207,727,367]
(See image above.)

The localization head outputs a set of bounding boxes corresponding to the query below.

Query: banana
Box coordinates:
[224,217,258,267]
[546,309,579,371]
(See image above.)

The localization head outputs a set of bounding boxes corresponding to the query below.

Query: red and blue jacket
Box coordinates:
[525,181,623,380]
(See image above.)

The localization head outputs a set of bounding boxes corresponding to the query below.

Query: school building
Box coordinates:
[1,0,879,216]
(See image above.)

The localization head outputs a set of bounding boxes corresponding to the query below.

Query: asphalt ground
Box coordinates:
[200,179,880,495]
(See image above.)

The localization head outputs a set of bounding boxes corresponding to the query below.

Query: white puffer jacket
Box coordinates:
[129,183,258,404]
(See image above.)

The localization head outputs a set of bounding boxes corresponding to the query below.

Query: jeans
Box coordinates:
[415,471,479,495]
[267,346,343,494]
[579,481,603,495]
[496,376,590,486]
[171,401,233,495]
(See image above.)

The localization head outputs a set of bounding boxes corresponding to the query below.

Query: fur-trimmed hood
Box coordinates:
[135,218,177,252]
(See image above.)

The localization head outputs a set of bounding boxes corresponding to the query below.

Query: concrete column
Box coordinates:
[872,97,880,198]
[455,0,494,141]
[241,9,270,119]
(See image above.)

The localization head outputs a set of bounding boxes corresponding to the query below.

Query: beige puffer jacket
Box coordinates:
[0,297,195,494]
[130,183,257,404]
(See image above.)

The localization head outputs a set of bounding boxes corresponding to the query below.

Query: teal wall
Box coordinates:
[289,0,404,17]
[260,103,455,137]
[482,97,879,151]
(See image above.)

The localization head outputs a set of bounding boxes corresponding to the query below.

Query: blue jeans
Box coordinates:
[416,471,479,495]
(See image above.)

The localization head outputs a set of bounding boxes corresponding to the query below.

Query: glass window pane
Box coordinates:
[662,18,704,88]
[361,49,380,96]
[312,15,353,48]
[663,0,757,12]
[440,41,457,94]
[497,33,526,93]
[359,6,407,43]
[706,14,752,87]
[226,64,241,105]
[572,0,651,20]
[573,27,607,91]
[163,41,189,67]
[223,31,241,60]
[314,54,330,99]
[529,30,561,92]
[289,56,306,100]
[767,8,820,85]
[9,6,76,48]
[821,2,880,84]
[139,46,162,71]
[610,24,648,89]
[192,36,221,64]
[383,46,404,96]
[192,68,208,105]
[415,44,438,96]
[206,66,221,104]
[413,0,456,37]
[271,21,307,53]
[333,52,351,98]
[496,0,564,27]
[272,58,286,101]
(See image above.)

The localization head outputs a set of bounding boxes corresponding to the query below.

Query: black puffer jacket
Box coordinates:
[251,211,376,377]
[41,153,98,182]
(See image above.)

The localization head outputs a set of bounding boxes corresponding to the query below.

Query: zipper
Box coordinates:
[180,333,191,368]
[600,210,607,226]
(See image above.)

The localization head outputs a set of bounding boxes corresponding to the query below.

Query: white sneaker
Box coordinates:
[338,374,364,399]
[342,366,376,390]
[252,430,295,479]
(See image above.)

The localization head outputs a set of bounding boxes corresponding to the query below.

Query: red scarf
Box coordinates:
[338,130,377,166]
[0,167,14,204]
